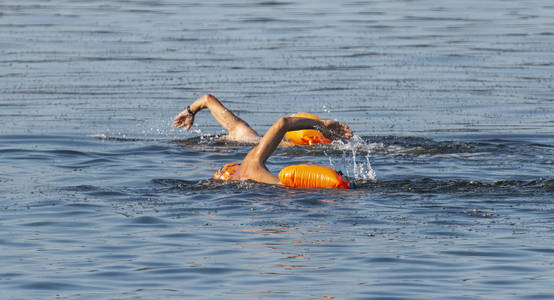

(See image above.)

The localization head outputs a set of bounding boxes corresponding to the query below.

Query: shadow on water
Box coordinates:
[150,176,554,196]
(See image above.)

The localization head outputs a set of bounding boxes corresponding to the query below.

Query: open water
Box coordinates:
[1,0,553,299]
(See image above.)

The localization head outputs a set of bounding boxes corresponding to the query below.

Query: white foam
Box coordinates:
[326,135,376,180]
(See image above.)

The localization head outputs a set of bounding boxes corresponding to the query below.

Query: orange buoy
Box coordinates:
[213,162,239,181]
[285,112,332,145]
[278,164,354,189]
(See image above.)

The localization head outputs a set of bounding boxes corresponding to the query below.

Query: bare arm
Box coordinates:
[244,117,353,165]
[173,94,259,142]
[229,116,352,184]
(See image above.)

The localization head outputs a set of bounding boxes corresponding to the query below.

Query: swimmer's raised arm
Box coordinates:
[245,117,352,165]
[233,116,352,184]
[173,94,260,142]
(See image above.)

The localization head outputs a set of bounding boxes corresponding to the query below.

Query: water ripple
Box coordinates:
[1,0,553,298]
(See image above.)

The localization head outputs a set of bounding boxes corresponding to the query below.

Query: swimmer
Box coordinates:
[174,94,353,185]
[173,93,263,143]
[174,94,345,145]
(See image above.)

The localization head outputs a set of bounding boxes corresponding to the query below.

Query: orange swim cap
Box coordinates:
[213,162,240,181]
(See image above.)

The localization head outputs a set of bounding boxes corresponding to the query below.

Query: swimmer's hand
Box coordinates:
[173,109,195,130]
[320,120,353,140]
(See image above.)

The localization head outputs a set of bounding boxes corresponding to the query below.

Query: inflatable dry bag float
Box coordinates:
[214,163,354,189]
[285,112,332,145]
[279,164,354,189]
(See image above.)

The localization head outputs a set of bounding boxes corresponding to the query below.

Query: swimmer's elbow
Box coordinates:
[275,117,289,130]
[203,93,217,104]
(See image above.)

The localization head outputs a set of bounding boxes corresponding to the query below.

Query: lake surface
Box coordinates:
[1,0,553,298]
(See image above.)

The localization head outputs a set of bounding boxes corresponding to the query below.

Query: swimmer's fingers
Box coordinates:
[173,111,195,130]
[332,122,352,140]
[322,120,353,140]
[183,114,195,130]
[173,112,186,128]
[341,123,353,139]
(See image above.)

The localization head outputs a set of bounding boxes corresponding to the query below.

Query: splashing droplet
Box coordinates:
[327,135,376,180]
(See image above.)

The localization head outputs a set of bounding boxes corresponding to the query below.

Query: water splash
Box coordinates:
[326,135,376,180]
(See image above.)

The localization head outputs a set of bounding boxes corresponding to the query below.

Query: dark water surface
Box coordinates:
[1,0,553,299]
